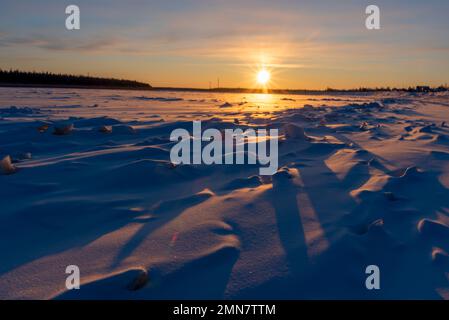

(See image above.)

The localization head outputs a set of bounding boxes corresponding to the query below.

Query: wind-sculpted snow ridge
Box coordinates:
[0,88,448,299]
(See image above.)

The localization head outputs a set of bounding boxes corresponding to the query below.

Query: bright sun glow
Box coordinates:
[257,69,270,85]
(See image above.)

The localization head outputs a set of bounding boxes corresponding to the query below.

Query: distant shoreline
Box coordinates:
[0,83,364,95]
[0,83,336,95]
[1,83,447,95]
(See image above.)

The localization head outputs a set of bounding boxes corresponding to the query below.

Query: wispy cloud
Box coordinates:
[0,34,119,53]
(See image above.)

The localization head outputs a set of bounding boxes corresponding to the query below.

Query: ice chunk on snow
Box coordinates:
[1,155,17,175]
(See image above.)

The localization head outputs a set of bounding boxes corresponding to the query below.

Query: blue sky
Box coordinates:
[1,0,448,89]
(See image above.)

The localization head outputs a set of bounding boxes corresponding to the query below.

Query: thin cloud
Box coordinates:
[0,35,120,53]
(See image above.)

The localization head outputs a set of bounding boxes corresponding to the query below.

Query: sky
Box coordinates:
[0,0,448,89]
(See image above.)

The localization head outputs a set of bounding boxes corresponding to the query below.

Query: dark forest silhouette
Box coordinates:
[0,69,151,89]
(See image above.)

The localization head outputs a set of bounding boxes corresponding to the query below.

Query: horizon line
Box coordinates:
[1,69,448,93]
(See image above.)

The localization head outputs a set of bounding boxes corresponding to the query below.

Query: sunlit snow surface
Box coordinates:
[0,87,448,299]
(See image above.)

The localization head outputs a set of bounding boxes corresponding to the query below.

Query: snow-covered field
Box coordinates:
[0,87,448,299]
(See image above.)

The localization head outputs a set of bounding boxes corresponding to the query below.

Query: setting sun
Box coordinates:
[257,69,270,85]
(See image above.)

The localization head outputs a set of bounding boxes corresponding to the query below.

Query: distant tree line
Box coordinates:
[0,69,151,89]
[325,85,448,93]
